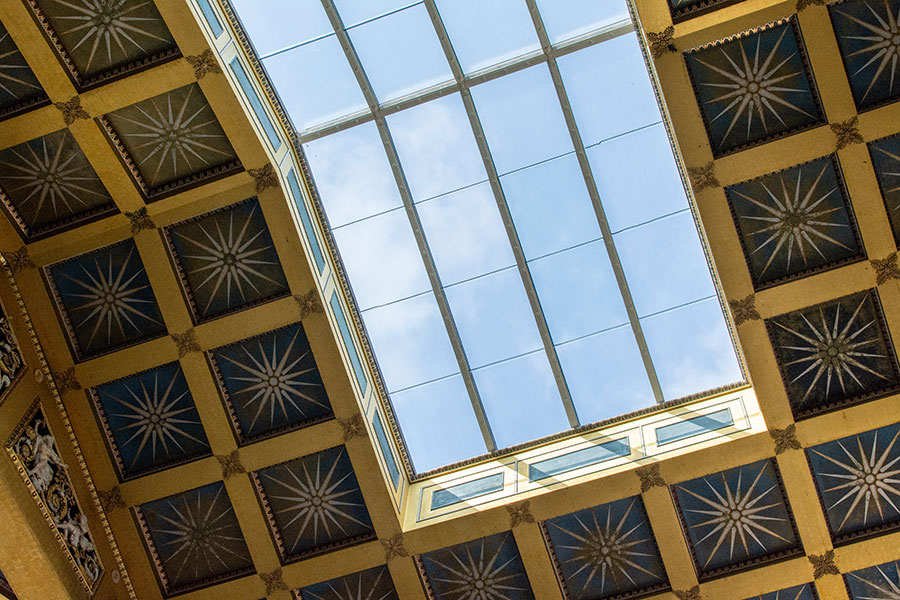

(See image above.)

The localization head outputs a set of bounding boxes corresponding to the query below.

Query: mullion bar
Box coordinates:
[319,0,498,451]
[524,0,666,404]
[423,0,580,428]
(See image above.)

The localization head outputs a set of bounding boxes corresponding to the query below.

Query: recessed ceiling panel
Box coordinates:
[295,565,399,600]
[0,20,48,118]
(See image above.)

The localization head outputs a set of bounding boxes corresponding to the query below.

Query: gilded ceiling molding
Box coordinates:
[3,247,34,275]
[185,49,222,80]
[674,586,702,600]
[796,0,825,8]
[124,207,155,234]
[832,117,864,150]
[729,295,761,326]
[53,96,90,125]
[260,568,288,594]
[381,534,408,561]
[98,486,126,513]
[171,329,201,357]
[770,424,802,454]
[51,366,81,395]
[687,162,719,191]
[647,26,676,59]
[808,550,840,578]
[249,163,280,193]
[338,413,366,442]
[295,289,324,319]
[636,462,667,492]
[506,500,535,528]
[871,252,900,285]
[216,449,246,479]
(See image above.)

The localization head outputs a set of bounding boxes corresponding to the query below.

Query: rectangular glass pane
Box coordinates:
[349,3,453,101]
[197,0,224,37]
[529,241,628,343]
[557,32,661,147]
[232,0,332,56]
[372,411,401,488]
[435,0,540,73]
[263,35,367,130]
[390,375,488,473]
[286,169,326,273]
[556,325,656,424]
[333,209,431,310]
[362,292,459,392]
[387,93,487,201]
[444,268,543,367]
[472,352,568,448]
[534,0,629,44]
[470,64,573,174]
[330,292,368,393]
[229,58,282,149]
[614,211,716,317]
[335,0,418,27]
[588,123,689,232]
[528,437,630,481]
[417,183,515,285]
[655,408,733,446]
[304,122,402,227]
[501,154,601,258]
[640,297,743,400]
[431,473,504,509]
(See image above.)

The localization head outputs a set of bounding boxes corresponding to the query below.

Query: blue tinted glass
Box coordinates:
[641,297,743,400]
[335,0,417,27]
[391,375,488,472]
[229,59,282,149]
[330,293,368,393]
[372,412,401,487]
[286,169,326,273]
[233,0,332,56]
[263,35,367,130]
[529,241,628,343]
[589,123,688,232]
[557,32,661,146]
[304,122,402,227]
[470,64,573,174]
[349,4,453,101]
[436,0,540,73]
[445,268,543,367]
[535,0,629,43]
[501,154,601,258]
[197,0,223,37]
[363,292,458,391]
[614,211,715,317]
[473,352,567,448]
[387,94,486,201]
[417,183,515,285]
[557,325,656,424]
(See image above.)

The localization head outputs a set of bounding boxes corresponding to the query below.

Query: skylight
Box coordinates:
[232,0,745,473]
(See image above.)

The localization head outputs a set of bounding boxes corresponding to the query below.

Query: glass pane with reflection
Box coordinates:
[335,0,417,27]
[534,0,629,44]
[233,0,332,57]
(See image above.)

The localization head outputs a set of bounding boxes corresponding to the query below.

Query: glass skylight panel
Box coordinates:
[500,155,602,258]
[470,64,574,174]
[535,0,630,44]
[473,352,569,448]
[263,36,367,130]
[348,4,453,101]
[386,94,487,201]
[435,0,541,73]
[557,33,662,146]
[233,0,332,56]
[362,293,459,392]
[304,122,402,227]
[417,183,516,285]
[333,0,419,28]
[391,375,487,472]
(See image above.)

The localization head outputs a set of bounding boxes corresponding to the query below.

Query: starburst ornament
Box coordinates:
[847,560,900,599]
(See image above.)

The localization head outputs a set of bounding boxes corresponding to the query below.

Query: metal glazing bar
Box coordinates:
[423,0,580,428]
[524,0,666,404]
[319,0,498,450]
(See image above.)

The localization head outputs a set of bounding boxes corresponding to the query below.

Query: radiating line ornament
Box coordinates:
[745,583,817,600]
[298,565,399,600]
[870,133,900,243]
[686,19,823,155]
[0,21,46,112]
[846,559,900,599]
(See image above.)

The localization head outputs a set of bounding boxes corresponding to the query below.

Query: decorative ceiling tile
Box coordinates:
[668,0,743,22]
[870,133,900,246]
[725,155,864,289]
[28,0,179,88]
[89,361,211,480]
[807,421,900,543]
[766,290,900,419]
[0,300,23,403]
[45,239,167,362]
[0,129,117,240]
[295,565,399,600]
[0,20,48,119]
[135,481,254,596]
[102,83,241,200]
[684,18,825,157]
[208,321,332,444]
[829,0,900,111]
[419,531,535,600]
[744,583,818,600]
[845,559,900,599]
[164,197,289,322]
[252,445,374,562]
[672,458,801,579]
[543,495,669,599]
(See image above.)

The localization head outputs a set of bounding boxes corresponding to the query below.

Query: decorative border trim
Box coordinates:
[0,94,51,123]
[723,154,867,291]
[669,0,746,23]
[0,184,119,243]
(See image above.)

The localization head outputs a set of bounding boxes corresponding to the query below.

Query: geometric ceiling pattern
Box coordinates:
[1,0,900,599]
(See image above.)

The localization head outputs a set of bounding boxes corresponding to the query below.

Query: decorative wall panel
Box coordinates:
[0,20,48,119]
[0,299,22,403]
